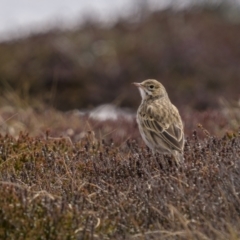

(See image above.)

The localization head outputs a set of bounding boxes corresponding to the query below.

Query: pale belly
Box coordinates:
[137,115,174,154]
[136,116,171,154]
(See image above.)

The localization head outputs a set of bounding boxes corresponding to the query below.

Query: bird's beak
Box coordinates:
[132,82,143,88]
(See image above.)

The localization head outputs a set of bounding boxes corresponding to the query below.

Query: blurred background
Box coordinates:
[0,0,240,112]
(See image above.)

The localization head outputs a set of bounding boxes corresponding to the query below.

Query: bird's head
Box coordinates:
[133,79,167,100]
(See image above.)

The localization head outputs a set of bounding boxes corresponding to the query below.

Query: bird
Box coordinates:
[133,79,184,163]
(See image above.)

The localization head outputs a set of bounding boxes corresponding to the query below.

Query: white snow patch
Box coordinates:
[89,104,134,121]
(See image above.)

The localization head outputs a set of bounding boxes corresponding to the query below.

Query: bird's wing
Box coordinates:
[142,105,184,152]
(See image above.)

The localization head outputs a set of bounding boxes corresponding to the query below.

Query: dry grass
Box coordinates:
[0,98,239,239]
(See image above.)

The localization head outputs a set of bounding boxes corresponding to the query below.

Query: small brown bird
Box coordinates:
[133,79,184,163]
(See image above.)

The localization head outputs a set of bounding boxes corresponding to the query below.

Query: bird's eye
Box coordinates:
[149,85,154,89]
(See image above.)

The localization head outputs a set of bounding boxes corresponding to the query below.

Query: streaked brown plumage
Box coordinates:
[133,79,184,163]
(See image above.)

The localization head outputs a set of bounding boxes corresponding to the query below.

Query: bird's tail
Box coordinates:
[173,151,184,166]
